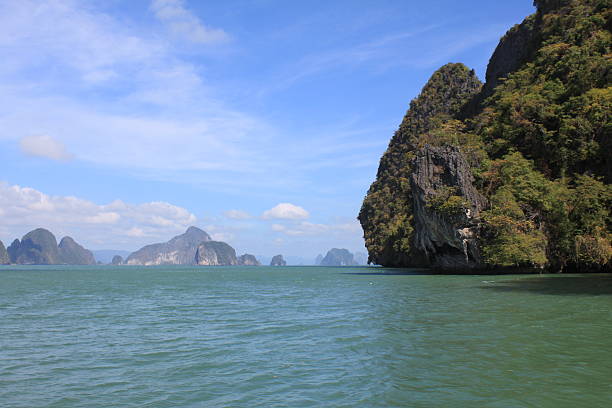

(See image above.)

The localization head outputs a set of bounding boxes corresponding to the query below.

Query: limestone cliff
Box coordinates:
[126,226,211,265]
[8,228,61,265]
[195,241,238,266]
[0,240,9,265]
[237,254,261,266]
[58,236,96,265]
[111,255,124,265]
[320,248,358,266]
[409,145,486,269]
[270,255,286,266]
[359,0,611,271]
[359,64,482,267]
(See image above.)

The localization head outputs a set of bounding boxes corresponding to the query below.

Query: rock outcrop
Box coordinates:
[270,255,286,266]
[111,255,124,265]
[410,145,486,269]
[0,240,9,265]
[320,248,358,266]
[125,226,211,265]
[8,228,61,265]
[58,236,96,265]
[359,64,482,267]
[237,254,260,266]
[314,254,323,265]
[359,1,611,272]
[195,241,238,266]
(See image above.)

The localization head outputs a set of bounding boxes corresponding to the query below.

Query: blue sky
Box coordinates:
[0,0,535,259]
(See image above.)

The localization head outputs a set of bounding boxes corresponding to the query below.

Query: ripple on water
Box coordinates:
[0,267,611,407]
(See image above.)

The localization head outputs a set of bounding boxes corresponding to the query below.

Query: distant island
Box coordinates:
[359,0,611,273]
[270,255,286,266]
[0,226,264,267]
[315,248,369,266]
[1,228,95,265]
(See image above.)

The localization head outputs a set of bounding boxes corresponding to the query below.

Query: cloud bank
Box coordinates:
[0,182,197,249]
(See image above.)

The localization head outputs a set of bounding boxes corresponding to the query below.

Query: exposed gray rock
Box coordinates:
[195,241,238,266]
[320,248,358,266]
[0,240,9,265]
[270,255,286,266]
[410,145,486,269]
[237,254,260,266]
[111,255,124,265]
[126,226,211,265]
[479,14,537,101]
[58,236,96,265]
[8,228,61,265]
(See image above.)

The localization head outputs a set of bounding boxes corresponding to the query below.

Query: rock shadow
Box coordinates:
[480,274,612,296]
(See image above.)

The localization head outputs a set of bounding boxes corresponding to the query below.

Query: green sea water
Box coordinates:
[1,266,611,407]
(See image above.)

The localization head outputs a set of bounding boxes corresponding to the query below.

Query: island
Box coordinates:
[359,0,611,273]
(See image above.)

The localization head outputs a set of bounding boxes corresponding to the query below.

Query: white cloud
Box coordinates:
[224,210,251,220]
[262,203,309,220]
[150,0,228,44]
[0,182,197,249]
[19,135,73,161]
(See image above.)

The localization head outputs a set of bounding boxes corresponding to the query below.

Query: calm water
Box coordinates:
[1,266,611,407]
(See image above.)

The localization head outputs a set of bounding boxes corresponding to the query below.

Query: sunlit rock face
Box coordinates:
[125,226,211,265]
[410,145,486,270]
[238,254,261,266]
[195,241,238,266]
[320,248,358,266]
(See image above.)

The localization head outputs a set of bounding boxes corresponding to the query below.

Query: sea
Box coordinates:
[1,265,611,407]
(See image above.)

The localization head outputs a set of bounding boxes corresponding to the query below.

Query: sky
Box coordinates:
[0,0,536,260]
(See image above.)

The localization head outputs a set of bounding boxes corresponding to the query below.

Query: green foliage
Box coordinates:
[359,64,482,265]
[480,157,550,267]
[477,0,611,179]
[426,186,468,217]
[360,1,611,271]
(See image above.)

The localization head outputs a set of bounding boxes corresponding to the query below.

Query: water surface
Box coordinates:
[1,266,611,407]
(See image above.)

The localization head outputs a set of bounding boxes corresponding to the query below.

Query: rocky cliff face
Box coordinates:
[359,64,482,267]
[8,228,61,265]
[359,0,611,272]
[0,240,9,265]
[270,255,286,266]
[314,254,323,265]
[237,254,261,266]
[195,241,238,266]
[410,145,486,269]
[111,255,124,265]
[126,226,211,265]
[58,236,96,265]
[320,248,358,266]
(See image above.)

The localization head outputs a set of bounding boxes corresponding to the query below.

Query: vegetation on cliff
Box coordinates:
[360,0,611,271]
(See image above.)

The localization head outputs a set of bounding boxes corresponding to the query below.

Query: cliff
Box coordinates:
[7,228,61,265]
[58,236,96,265]
[320,248,358,266]
[125,226,211,265]
[195,241,238,266]
[360,0,611,272]
[237,254,261,266]
[111,255,124,265]
[270,255,286,266]
[0,240,9,265]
